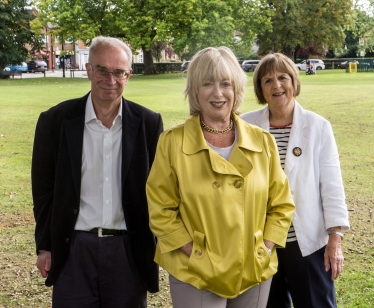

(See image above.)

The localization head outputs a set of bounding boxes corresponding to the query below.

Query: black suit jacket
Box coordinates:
[31,92,163,292]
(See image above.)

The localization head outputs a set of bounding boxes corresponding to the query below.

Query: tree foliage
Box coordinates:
[349,8,374,56]
[33,0,273,74]
[257,0,354,61]
[34,0,204,73]
[0,0,42,71]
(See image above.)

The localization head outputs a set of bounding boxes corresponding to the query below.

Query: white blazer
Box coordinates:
[241,101,350,256]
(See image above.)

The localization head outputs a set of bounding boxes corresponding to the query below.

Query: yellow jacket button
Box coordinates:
[213,181,221,188]
[234,181,243,188]
[195,249,203,256]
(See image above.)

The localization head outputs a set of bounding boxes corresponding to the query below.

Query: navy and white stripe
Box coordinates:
[270,125,297,242]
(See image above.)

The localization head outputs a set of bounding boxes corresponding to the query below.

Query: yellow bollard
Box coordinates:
[349,62,357,73]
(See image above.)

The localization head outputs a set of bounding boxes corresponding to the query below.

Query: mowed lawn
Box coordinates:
[0,69,373,307]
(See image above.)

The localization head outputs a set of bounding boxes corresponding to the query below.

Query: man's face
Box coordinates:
[86,45,132,106]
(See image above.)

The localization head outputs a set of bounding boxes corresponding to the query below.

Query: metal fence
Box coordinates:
[132,62,182,74]
[322,58,374,71]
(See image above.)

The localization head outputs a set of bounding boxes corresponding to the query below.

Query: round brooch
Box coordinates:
[293,147,302,157]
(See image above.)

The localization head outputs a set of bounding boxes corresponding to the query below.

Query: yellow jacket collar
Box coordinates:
[182,113,263,155]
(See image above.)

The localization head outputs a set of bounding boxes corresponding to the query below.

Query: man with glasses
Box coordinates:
[32,36,163,307]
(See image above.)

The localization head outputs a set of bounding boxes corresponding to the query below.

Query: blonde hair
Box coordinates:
[185,47,247,116]
[253,53,300,105]
[88,36,132,69]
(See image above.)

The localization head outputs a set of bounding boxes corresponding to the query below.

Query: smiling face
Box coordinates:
[86,44,131,107]
[197,79,235,126]
[261,70,295,110]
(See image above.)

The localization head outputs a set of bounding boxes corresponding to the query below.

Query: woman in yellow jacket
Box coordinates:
[146,47,295,308]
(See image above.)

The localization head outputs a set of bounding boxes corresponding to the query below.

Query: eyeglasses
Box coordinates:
[89,64,130,80]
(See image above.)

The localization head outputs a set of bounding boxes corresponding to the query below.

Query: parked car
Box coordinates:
[338,60,357,69]
[6,62,28,72]
[241,60,260,72]
[27,60,48,73]
[338,60,372,69]
[295,59,325,71]
[1,67,11,77]
[180,61,190,72]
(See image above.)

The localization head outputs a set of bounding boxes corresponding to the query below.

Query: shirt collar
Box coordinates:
[85,93,123,124]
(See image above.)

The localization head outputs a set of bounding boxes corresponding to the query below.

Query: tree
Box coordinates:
[349,8,374,56]
[151,40,167,63]
[0,0,42,72]
[256,0,354,61]
[33,0,274,74]
[34,0,202,74]
[171,0,273,59]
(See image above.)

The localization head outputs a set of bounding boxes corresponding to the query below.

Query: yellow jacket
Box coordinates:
[146,114,295,298]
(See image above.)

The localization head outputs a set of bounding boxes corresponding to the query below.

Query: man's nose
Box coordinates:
[105,72,117,83]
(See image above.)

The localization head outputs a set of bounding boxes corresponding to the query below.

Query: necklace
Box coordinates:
[200,118,234,134]
[270,122,292,134]
[270,122,292,129]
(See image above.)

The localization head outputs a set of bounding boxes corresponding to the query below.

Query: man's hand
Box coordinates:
[36,251,51,278]
[324,234,344,280]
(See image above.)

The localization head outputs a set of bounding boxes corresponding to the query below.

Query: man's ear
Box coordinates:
[86,63,92,79]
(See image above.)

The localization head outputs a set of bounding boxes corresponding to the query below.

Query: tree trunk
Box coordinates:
[142,47,156,75]
[283,47,293,59]
[294,45,301,62]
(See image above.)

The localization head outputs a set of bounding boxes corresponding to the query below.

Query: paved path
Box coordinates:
[21,69,88,79]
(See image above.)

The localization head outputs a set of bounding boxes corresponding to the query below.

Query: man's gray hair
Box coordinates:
[88,36,132,69]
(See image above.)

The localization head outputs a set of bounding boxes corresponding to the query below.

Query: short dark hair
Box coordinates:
[253,53,301,105]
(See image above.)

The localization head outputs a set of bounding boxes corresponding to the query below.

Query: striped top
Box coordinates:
[270,124,297,242]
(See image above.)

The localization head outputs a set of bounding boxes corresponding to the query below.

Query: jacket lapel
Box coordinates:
[249,102,309,176]
[121,98,141,184]
[64,96,87,199]
[284,101,308,175]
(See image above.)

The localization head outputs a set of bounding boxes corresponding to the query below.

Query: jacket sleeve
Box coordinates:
[263,132,295,247]
[31,112,54,254]
[319,121,350,230]
[146,130,192,253]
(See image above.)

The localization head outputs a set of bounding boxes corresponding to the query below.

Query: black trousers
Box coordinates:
[266,241,336,308]
[52,231,147,308]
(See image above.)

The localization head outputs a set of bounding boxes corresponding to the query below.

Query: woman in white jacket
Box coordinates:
[241,53,350,308]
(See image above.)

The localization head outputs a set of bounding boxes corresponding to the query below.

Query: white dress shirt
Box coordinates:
[75,93,126,231]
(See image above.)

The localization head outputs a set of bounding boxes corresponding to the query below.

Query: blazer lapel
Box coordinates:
[121,98,141,183]
[249,102,309,176]
[284,101,308,175]
[64,97,87,199]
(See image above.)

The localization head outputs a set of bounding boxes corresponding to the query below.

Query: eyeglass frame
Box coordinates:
[88,63,131,80]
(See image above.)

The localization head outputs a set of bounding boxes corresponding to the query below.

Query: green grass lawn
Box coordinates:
[0,70,373,307]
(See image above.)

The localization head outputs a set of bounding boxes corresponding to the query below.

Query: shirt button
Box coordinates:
[106,155,109,159]
[65,238,69,243]
[105,177,109,181]
[73,209,78,214]
[213,181,221,188]
[234,181,243,188]
[106,200,109,204]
